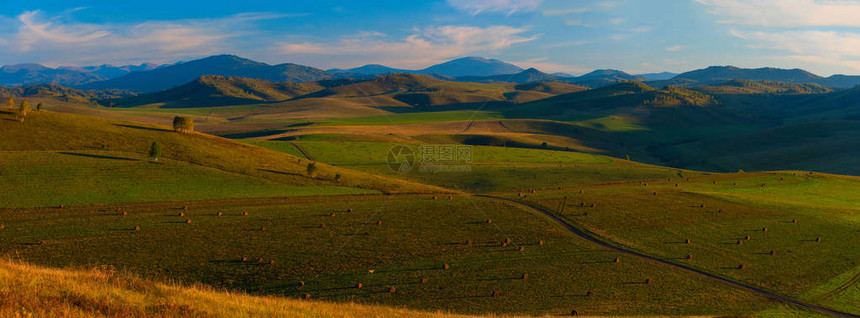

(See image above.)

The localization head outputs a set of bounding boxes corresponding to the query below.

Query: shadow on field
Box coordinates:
[115,124,171,132]
[59,152,139,161]
[258,169,302,177]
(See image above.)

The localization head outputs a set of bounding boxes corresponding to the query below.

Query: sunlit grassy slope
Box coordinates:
[0,258,484,318]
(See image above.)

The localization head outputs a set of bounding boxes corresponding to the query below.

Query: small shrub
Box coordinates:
[303,294,311,299]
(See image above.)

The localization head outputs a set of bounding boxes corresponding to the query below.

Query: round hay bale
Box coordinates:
[737,240,743,245]
[59,204,64,209]
[816,237,822,242]
[763,227,768,232]
[718,209,723,213]
[686,254,692,260]
[700,204,705,208]
[738,264,746,270]
[122,211,128,216]
[521,274,528,280]
[501,242,508,247]
[491,291,500,297]
[298,281,305,287]
[685,239,691,244]
[376,220,382,225]
[442,264,450,270]
[792,219,798,224]
[466,239,473,245]
[388,286,396,293]
[0,224,4,229]
[675,184,679,187]
[39,240,46,246]
[356,283,363,289]
[571,309,579,316]
[433,195,438,200]
[448,196,453,200]
[241,257,248,262]
[580,202,585,207]
[653,191,657,195]
[614,257,620,263]
[518,246,525,252]
[134,226,140,231]
[504,238,511,244]
[486,219,492,224]
[590,203,596,208]
[268,260,275,265]
[320,224,326,228]
[183,205,188,210]
[242,211,248,216]
[745,235,751,240]
[579,190,584,194]
[643,183,647,186]
[586,291,593,297]
[303,293,311,299]
[329,212,336,217]
[645,278,652,284]
[518,192,523,197]
[257,258,264,263]
[185,219,191,224]
[539,240,544,245]
[179,212,185,217]
[769,250,776,255]
[420,278,429,284]
[261,226,266,231]
[347,208,353,212]
[117,208,122,212]
[217,211,222,216]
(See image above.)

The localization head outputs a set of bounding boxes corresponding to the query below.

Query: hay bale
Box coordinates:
[518,193,523,197]
[539,240,544,245]
[257,258,264,263]
[590,203,596,208]
[242,211,248,216]
[261,226,266,231]
[745,235,751,240]
[645,278,652,284]
[491,291,500,297]
[320,224,326,228]
[134,226,140,231]
[433,196,438,200]
[737,240,743,245]
[792,219,797,224]
[241,257,248,262]
[504,238,511,244]
[0,224,4,229]
[388,286,396,293]
[185,219,191,224]
[763,227,768,232]
[329,212,336,217]
[685,239,691,244]
[614,257,620,263]
[448,196,453,200]
[579,190,584,194]
[586,291,593,297]
[465,239,473,245]
[59,204,64,209]
[571,309,579,316]
[816,237,822,242]
[217,211,222,216]
[501,242,508,247]
[442,264,450,270]
[356,283,363,289]
[675,184,679,187]
[268,260,275,265]
[420,278,429,284]
[486,219,492,224]
[713,181,717,184]
[700,204,705,208]
[179,212,185,217]
[518,246,525,252]
[347,208,353,212]
[303,293,311,299]
[718,209,723,213]
[686,254,692,260]
[521,274,528,280]
[183,205,188,210]
[738,264,745,270]
[580,202,585,207]
[298,281,305,287]
[643,183,647,186]
[122,211,128,216]
[39,240,46,246]
[376,220,382,225]
[653,191,657,195]
[769,250,776,255]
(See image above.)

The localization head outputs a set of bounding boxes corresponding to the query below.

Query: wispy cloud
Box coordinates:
[542,1,619,16]
[279,25,539,69]
[1,10,293,65]
[448,0,543,15]
[665,44,686,51]
[696,0,860,27]
[730,29,860,71]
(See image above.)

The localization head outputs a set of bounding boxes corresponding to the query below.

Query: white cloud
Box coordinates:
[2,10,288,65]
[730,29,860,72]
[665,45,686,51]
[542,1,619,16]
[564,19,583,26]
[448,0,543,15]
[696,0,860,27]
[279,25,539,69]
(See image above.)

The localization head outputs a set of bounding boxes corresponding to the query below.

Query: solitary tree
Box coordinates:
[17,100,31,122]
[306,162,317,177]
[149,141,162,161]
[172,116,194,133]
[36,102,42,111]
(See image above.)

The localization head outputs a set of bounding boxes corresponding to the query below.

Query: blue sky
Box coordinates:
[2,0,860,76]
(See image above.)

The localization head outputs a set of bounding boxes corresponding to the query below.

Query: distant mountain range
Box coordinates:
[3,54,860,93]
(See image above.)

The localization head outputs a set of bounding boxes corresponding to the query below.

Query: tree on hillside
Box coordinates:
[36,102,42,111]
[149,141,162,162]
[17,100,31,122]
[306,162,317,178]
[172,116,194,134]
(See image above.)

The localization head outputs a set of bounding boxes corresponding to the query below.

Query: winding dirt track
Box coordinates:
[476,194,860,318]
